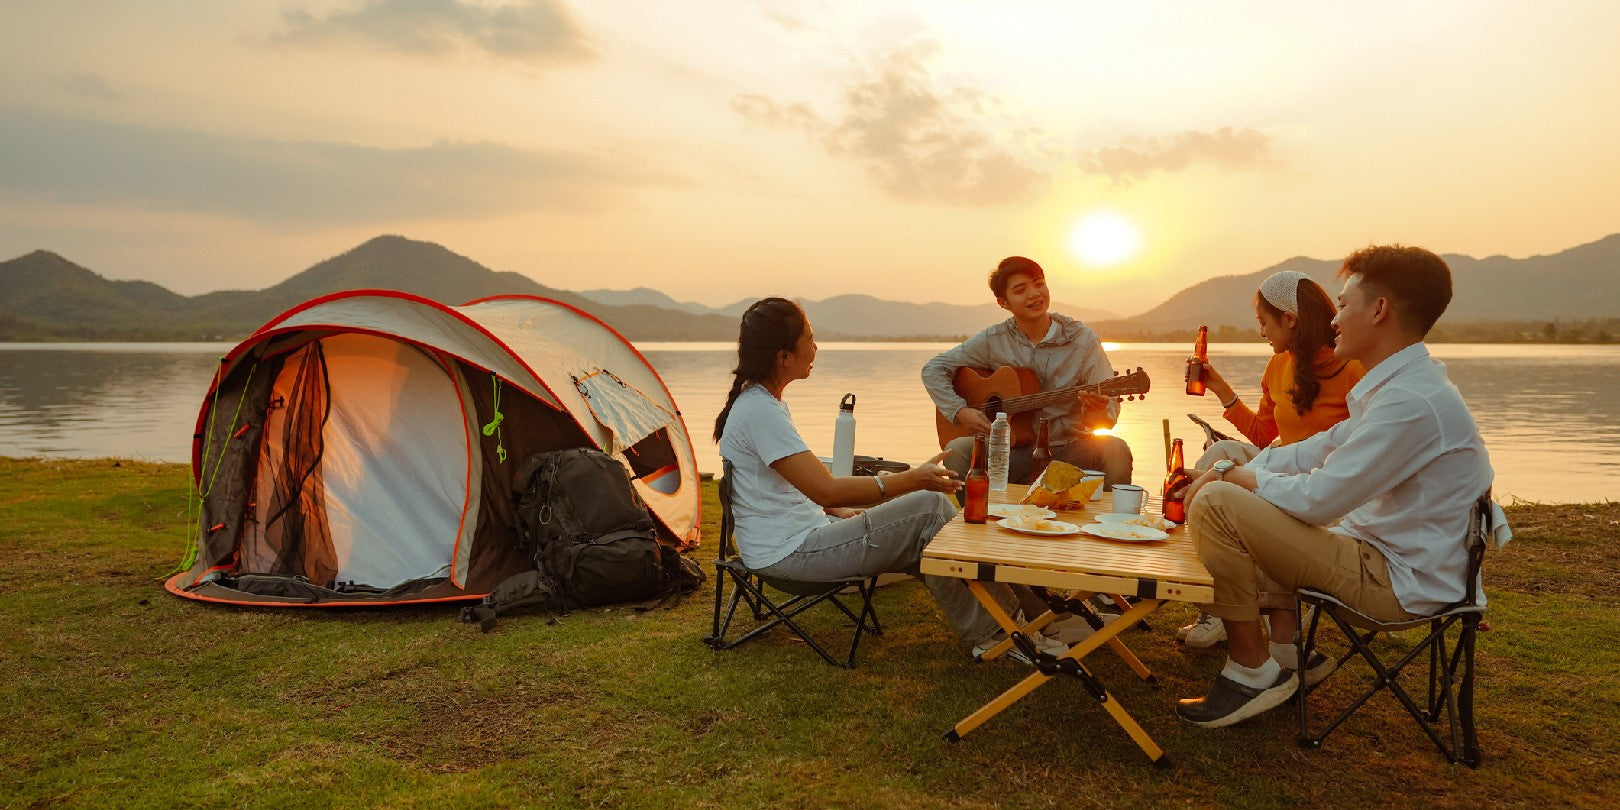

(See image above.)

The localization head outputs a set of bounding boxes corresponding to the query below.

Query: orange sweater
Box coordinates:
[1223,348,1364,447]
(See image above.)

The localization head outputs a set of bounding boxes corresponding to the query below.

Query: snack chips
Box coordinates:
[1021,461,1103,509]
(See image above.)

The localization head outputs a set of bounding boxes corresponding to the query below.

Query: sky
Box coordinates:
[2,1,1619,317]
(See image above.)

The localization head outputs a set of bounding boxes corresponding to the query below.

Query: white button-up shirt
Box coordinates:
[1250,343,1494,614]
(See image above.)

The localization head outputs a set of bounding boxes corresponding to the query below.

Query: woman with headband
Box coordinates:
[715,298,1067,662]
[1176,270,1365,656]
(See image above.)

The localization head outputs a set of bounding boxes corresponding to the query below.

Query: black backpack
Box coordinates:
[512,447,667,607]
[460,447,704,630]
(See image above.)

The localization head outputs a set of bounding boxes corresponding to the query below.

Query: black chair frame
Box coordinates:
[1294,492,1494,767]
[702,461,882,668]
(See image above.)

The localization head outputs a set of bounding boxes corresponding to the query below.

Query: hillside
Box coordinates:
[3,233,1618,342]
[0,236,738,342]
[1100,233,1620,339]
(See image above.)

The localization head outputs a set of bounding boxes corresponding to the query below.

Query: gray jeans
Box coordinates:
[758,491,1006,645]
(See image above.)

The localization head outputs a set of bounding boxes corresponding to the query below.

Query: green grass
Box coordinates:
[2,458,1617,808]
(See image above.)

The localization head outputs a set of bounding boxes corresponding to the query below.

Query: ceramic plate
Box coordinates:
[1092,512,1177,531]
[998,518,1083,537]
[1081,522,1170,543]
[988,504,1057,520]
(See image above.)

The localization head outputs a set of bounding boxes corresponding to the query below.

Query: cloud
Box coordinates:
[0,108,666,224]
[732,40,1043,206]
[270,0,593,64]
[54,72,123,101]
[1077,127,1272,182]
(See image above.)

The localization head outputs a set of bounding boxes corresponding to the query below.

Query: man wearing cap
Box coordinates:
[1173,244,1494,729]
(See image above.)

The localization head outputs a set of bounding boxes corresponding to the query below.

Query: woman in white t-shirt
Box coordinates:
[715,298,1059,658]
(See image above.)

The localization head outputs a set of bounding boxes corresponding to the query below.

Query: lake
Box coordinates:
[3,341,1617,505]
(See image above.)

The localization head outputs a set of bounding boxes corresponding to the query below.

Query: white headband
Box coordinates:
[1258,270,1311,316]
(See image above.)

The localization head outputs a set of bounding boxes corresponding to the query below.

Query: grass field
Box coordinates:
[2,457,1617,808]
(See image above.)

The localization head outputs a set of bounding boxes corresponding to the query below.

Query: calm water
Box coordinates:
[3,342,1618,504]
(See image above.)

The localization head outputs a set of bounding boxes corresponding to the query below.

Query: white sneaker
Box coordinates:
[1179,613,1227,648]
[973,629,1068,663]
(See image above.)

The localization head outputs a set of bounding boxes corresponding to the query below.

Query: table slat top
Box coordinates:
[923,485,1213,587]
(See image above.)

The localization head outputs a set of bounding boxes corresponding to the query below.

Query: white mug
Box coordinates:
[1111,484,1147,514]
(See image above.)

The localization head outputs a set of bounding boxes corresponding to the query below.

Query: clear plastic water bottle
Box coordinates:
[988,411,1011,492]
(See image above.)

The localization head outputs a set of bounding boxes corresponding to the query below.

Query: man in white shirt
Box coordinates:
[1173,244,1494,729]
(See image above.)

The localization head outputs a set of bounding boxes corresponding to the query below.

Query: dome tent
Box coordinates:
[166,291,700,606]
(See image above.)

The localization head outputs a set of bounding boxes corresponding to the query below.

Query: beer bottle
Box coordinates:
[1162,438,1193,524]
[1029,417,1052,485]
[964,435,990,524]
[1185,325,1209,396]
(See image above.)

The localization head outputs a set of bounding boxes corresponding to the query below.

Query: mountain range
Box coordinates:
[2,233,1617,343]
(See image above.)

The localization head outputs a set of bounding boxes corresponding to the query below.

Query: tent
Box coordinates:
[165,291,701,606]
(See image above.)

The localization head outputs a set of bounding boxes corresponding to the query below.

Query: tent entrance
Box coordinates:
[242,333,478,590]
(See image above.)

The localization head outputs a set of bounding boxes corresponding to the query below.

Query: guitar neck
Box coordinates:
[976,381,1100,416]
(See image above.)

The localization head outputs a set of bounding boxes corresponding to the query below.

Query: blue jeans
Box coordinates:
[758,491,1007,645]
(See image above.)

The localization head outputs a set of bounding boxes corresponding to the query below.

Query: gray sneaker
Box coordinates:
[1176,670,1299,728]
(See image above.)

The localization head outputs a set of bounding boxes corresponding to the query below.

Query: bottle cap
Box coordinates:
[840,393,856,411]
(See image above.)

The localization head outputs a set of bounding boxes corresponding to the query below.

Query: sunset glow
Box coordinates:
[0,3,1617,314]
[1068,212,1143,267]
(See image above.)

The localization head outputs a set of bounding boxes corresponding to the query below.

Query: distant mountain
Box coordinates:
[4,233,1618,342]
[575,289,1120,339]
[1100,233,1620,338]
[578,287,716,315]
[0,235,737,342]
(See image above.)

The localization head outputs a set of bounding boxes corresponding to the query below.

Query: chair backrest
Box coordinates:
[1450,491,1495,612]
[718,458,740,561]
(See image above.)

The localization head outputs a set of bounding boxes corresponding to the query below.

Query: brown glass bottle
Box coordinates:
[963,435,990,524]
[1185,325,1209,396]
[1029,417,1052,485]
[1162,438,1193,523]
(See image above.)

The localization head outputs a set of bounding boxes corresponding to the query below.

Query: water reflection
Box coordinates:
[3,342,1617,504]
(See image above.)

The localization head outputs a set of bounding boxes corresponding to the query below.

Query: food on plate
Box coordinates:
[989,504,1056,520]
[1094,512,1176,531]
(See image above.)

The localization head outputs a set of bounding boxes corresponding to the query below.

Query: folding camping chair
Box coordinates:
[702,460,882,668]
[1294,492,1500,767]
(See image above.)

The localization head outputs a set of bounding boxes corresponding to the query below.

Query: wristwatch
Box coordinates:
[1212,459,1235,480]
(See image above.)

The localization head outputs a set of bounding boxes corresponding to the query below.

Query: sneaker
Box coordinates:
[1175,670,1299,728]
[1294,650,1337,688]
[1044,613,1118,645]
[1179,613,1227,648]
[972,629,1068,664]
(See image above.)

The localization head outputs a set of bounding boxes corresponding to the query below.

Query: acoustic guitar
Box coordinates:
[934,366,1151,448]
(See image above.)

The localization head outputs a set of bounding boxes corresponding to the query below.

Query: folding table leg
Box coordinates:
[949,583,1169,764]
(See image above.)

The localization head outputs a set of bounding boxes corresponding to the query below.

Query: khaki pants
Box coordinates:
[1189,482,1417,624]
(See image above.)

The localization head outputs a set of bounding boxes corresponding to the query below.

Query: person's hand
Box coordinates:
[1077,390,1111,413]
[1182,467,1220,504]
[954,406,992,436]
[826,506,865,519]
[1200,361,1235,406]
[905,452,960,493]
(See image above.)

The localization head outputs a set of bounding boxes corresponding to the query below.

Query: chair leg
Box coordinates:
[1459,616,1482,768]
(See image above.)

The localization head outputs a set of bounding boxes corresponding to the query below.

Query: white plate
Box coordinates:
[988,504,1057,520]
[1093,512,1176,531]
[1081,523,1170,543]
[998,518,1083,537]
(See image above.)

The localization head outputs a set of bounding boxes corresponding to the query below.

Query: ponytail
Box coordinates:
[713,297,806,443]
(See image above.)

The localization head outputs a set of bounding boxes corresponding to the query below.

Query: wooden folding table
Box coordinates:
[919,485,1214,765]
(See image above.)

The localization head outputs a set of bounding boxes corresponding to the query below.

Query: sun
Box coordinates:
[1068,211,1142,267]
